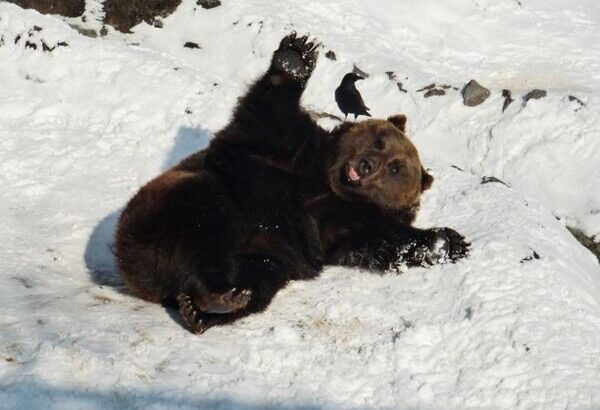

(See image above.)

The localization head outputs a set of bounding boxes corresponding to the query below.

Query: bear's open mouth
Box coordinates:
[340,165,361,187]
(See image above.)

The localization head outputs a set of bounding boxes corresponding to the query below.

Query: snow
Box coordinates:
[1,0,600,409]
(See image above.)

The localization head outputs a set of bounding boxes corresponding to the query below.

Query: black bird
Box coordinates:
[335,72,371,120]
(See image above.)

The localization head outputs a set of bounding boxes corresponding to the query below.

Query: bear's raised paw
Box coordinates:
[271,32,319,83]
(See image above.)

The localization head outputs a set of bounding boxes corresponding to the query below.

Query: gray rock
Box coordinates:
[524,89,547,102]
[567,226,600,263]
[462,79,490,107]
[69,24,98,38]
[325,50,336,61]
[352,64,369,78]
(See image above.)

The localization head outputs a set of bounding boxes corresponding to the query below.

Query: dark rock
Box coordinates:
[424,89,445,98]
[568,95,584,105]
[325,50,336,60]
[568,95,585,111]
[481,176,509,187]
[185,107,192,115]
[41,40,69,52]
[24,40,37,50]
[502,89,513,112]
[462,79,490,107]
[386,72,407,93]
[451,165,464,171]
[197,0,221,9]
[440,84,453,89]
[104,0,182,33]
[6,0,85,17]
[352,64,369,78]
[25,73,43,83]
[184,41,201,49]
[567,226,600,263]
[416,83,436,92]
[523,89,546,102]
[152,18,164,28]
[520,249,541,263]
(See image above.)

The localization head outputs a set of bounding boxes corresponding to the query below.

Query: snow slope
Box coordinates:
[1,1,600,409]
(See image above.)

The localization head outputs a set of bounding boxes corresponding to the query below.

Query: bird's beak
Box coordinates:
[356,75,365,81]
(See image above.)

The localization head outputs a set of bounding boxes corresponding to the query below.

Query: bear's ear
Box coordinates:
[421,167,434,192]
[387,114,407,133]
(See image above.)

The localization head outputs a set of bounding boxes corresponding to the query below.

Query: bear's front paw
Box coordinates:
[427,228,470,264]
[271,31,319,83]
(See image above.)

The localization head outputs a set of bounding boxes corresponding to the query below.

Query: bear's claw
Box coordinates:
[430,227,470,263]
[177,293,208,334]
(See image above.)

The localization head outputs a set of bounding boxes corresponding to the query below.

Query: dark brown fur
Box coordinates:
[116,33,469,333]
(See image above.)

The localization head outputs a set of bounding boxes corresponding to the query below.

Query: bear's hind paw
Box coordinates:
[203,288,252,314]
[177,293,209,334]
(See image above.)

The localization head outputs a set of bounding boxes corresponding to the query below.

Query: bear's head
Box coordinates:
[327,114,433,216]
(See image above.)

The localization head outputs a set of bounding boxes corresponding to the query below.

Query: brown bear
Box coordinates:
[115,33,469,334]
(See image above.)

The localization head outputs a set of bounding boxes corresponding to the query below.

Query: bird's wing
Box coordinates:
[351,88,370,113]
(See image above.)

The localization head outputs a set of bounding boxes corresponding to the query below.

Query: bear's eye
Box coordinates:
[389,160,404,175]
[374,139,385,150]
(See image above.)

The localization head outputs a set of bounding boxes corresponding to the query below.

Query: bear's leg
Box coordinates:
[176,252,315,334]
[229,32,321,157]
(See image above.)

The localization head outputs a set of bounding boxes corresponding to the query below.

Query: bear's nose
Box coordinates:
[358,158,374,176]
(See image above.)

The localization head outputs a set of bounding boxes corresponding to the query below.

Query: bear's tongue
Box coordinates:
[348,167,360,181]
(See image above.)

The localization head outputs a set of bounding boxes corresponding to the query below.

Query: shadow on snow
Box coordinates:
[83,126,212,288]
[2,379,329,410]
